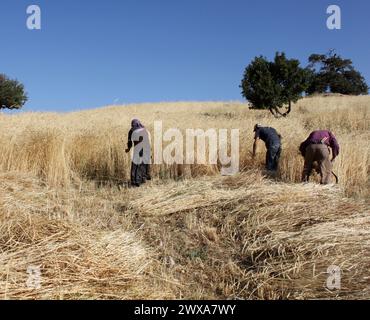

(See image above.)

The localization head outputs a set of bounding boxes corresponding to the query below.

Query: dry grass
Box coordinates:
[0,95,369,299]
[0,172,173,299]
[127,171,370,299]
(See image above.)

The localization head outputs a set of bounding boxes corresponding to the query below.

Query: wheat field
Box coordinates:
[0,95,369,299]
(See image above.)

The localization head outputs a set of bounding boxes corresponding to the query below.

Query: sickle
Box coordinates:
[332,171,339,184]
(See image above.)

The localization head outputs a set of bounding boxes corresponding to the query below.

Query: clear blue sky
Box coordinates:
[0,0,369,112]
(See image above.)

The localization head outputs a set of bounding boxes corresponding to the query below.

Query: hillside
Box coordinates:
[0,95,369,299]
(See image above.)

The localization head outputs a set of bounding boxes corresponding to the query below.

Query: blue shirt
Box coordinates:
[255,127,281,147]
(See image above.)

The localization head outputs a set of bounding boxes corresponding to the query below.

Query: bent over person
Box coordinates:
[125,119,151,187]
[253,124,282,172]
[299,130,340,185]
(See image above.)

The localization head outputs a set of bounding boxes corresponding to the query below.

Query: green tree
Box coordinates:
[0,74,28,110]
[240,53,310,117]
[307,50,368,95]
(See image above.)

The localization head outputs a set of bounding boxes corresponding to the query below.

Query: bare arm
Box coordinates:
[252,138,258,158]
[125,129,133,153]
[329,132,340,161]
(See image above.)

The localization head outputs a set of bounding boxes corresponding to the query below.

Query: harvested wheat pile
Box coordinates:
[0,170,369,299]
[0,173,172,300]
[128,171,370,299]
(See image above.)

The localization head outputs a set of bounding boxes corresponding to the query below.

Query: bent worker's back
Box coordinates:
[300,130,340,185]
[255,127,281,148]
[253,125,282,172]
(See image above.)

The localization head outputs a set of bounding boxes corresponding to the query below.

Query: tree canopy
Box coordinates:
[307,50,368,95]
[240,52,310,117]
[0,74,28,110]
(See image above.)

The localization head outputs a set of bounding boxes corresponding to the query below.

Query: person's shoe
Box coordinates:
[265,170,277,178]
[130,183,140,188]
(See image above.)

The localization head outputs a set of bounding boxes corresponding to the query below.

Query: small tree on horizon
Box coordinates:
[307,50,369,95]
[0,74,28,110]
[240,52,309,117]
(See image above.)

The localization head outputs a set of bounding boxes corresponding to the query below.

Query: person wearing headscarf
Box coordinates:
[125,119,151,187]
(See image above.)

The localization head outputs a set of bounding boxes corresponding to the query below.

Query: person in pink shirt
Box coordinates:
[299,130,340,184]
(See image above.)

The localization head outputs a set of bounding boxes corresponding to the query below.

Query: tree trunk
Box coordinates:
[285,100,292,116]
[269,101,292,118]
[269,108,280,118]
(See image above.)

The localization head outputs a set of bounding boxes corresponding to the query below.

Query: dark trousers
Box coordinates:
[131,163,151,186]
[266,144,281,171]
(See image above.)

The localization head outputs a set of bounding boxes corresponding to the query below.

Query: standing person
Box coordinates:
[299,130,340,185]
[252,124,282,172]
[125,119,151,187]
